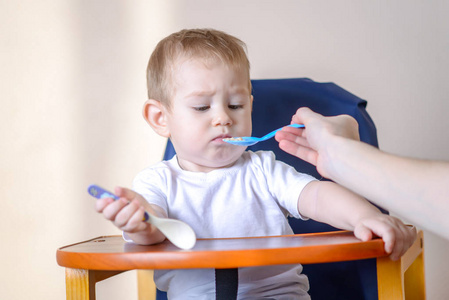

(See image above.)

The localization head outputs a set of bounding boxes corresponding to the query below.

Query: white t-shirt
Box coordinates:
[133,150,316,299]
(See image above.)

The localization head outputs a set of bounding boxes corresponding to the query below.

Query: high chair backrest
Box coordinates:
[162,78,381,300]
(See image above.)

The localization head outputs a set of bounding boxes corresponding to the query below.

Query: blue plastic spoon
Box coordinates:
[223,124,304,146]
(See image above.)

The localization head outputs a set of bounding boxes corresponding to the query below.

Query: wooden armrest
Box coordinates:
[377,230,425,300]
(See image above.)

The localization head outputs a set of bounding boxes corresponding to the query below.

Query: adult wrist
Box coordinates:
[319,134,347,181]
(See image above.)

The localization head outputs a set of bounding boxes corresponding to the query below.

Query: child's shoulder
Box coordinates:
[135,156,179,178]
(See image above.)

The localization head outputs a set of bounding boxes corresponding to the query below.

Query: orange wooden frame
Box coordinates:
[57,230,425,300]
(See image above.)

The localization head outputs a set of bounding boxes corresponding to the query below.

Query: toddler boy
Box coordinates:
[96,28,416,299]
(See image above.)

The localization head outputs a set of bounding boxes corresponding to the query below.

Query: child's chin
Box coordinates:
[213,157,241,169]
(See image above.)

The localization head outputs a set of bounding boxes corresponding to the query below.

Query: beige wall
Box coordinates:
[1,1,448,299]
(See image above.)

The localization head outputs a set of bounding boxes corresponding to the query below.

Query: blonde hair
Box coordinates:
[146,28,251,107]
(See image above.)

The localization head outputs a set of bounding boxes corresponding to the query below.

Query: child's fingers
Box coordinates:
[353,224,373,242]
[121,206,148,233]
[115,186,140,201]
[374,225,396,256]
[392,225,417,260]
[114,199,142,229]
[95,197,115,213]
[356,218,396,255]
[378,218,417,260]
[113,199,150,233]
[389,222,410,260]
[356,217,418,261]
[101,197,128,221]
[389,232,404,261]
[406,225,417,247]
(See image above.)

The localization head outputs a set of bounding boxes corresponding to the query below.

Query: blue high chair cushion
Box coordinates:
[159,78,380,300]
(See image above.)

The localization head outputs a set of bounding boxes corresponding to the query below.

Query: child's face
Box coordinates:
[165,58,252,172]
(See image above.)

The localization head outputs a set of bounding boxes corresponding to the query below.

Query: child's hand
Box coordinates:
[353,215,417,261]
[95,186,150,233]
[95,187,165,245]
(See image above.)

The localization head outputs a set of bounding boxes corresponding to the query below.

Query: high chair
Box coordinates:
[159,78,425,299]
[57,78,425,300]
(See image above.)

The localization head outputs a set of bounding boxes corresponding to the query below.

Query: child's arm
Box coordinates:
[95,186,166,245]
[298,181,417,260]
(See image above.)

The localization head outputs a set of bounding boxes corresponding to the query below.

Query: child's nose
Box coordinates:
[212,108,233,126]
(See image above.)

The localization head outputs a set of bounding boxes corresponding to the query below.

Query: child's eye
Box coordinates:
[228,104,244,110]
[193,106,210,112]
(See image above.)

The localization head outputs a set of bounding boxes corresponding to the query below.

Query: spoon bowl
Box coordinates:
[88,185,196,250]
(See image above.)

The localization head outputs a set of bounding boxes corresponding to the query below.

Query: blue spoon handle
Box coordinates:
[88,184,149,222]
[262,123,304,140]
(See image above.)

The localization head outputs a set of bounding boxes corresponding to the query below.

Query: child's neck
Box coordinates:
[176,156,239,173]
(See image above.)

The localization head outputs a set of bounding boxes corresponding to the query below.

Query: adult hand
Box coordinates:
[275,107,360,178]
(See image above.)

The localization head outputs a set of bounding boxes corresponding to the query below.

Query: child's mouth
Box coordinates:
[213,134,232,143]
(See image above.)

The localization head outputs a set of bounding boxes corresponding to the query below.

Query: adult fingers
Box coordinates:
[278,139,318,167]
[291,107,317,125]
[276,128,318,165]
[275,127,309,147]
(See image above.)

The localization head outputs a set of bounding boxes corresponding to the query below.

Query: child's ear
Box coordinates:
[250,95,254,111]
[142,99,171,138]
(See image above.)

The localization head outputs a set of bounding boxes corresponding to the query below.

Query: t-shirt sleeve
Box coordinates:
[132,167,168,214]
[256,151,317,219]
[122,167,169,243]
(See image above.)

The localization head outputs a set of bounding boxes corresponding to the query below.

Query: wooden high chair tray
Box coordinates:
[56,230,387,270]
